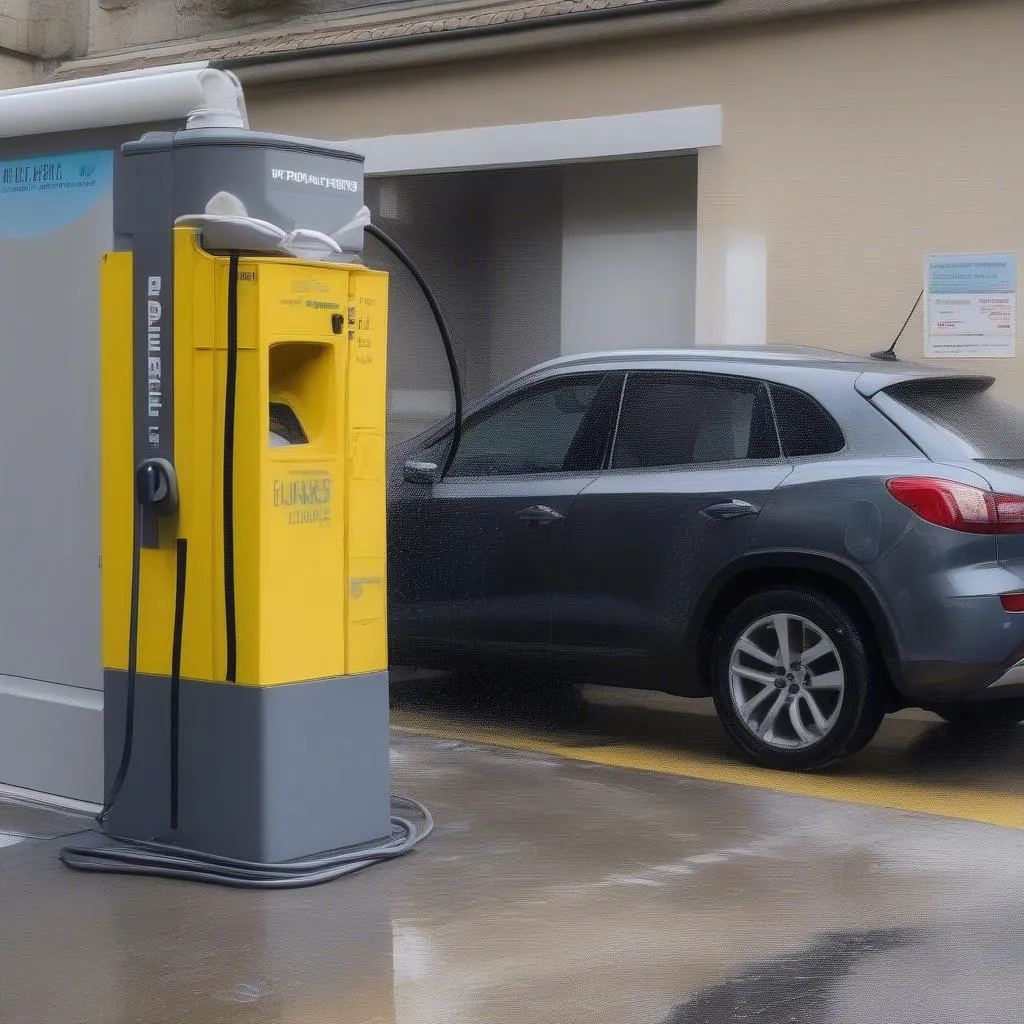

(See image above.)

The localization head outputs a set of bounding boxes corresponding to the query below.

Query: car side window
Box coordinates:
[769,383,846,457]
[610,371,780,470]
[424,374,606,477]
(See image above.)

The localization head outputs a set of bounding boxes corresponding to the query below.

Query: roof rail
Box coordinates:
[505,345,861,382]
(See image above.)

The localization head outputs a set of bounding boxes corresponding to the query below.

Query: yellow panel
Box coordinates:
[345,269,390,676]
[102,228,390,688]
[255,261,349,685]
[174,228,217,684]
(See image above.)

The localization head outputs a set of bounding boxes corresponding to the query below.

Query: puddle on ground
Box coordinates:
[660,927,918,1024]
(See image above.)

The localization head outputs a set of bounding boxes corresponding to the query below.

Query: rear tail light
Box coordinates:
[1001,593,1024,612]
[886,477,1024,535]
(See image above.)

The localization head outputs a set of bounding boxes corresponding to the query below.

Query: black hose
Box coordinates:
[364,223,463,479]
[59,796,433,889]
[95,502,143,826]
[223,252,240,682]
[169,539,188,831]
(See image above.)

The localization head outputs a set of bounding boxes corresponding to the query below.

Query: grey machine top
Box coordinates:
[114,128,367,250]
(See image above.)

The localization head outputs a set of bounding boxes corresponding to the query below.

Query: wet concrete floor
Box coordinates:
[4,689,1024,1023]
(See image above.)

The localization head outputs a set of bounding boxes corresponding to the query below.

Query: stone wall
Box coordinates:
[0,0,403,81]
[0,0,87,60]
[88,0,391,54]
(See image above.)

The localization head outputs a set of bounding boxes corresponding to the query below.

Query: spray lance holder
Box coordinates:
[175,191,372,261]
[136,457,178,513]
[136,457,179,548]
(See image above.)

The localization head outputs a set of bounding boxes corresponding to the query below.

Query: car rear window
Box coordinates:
[883,379,1024,460]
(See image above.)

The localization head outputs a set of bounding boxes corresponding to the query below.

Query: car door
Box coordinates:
[388,370,622,664]
[552,369,793,670]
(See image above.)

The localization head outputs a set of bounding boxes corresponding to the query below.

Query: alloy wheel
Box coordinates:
[727,613,846,750]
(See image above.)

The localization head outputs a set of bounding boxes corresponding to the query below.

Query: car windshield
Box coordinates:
[884,379,1024,461]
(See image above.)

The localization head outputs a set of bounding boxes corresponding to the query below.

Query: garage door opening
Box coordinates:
[365,154,697,442]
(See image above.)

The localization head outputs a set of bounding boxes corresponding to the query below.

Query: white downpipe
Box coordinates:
[0,64,248,139]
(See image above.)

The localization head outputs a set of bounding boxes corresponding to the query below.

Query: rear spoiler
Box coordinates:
[854,371,996,398]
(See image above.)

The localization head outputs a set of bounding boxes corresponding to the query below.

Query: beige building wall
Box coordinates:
[248,0,1024,401]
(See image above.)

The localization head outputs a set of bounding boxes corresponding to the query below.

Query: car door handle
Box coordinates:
[700,499,760,521]
[515,504,565,525]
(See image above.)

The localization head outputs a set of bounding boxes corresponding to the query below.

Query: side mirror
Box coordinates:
[403,459,439,485]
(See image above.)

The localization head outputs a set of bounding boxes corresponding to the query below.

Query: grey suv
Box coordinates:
[387,347,1024,770]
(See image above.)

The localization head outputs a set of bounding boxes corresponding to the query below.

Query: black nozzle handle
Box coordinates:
[135,458,179,517]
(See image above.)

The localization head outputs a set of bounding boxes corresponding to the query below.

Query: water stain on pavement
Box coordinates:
[661,928,918,1024]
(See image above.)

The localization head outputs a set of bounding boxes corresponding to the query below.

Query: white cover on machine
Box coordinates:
[176,194,373,262]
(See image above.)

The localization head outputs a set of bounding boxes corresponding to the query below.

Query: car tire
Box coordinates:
[927,700,1024,728]
[710,588,885,771]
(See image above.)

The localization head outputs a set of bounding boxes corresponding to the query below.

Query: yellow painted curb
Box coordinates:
[393,711,1024,831]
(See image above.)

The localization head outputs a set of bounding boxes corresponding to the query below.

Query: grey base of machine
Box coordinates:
[102,669,392,863]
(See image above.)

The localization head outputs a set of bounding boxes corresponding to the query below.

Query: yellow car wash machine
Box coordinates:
[60,128,462,888]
